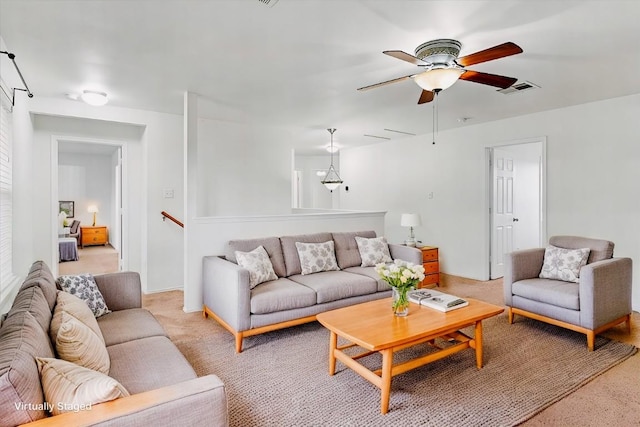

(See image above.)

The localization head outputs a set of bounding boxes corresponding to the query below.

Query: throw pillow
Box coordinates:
[50,291,105,345]
[54,312,110,374]
[37,357,129,415]
[55,274,110,317]
[354,236,392,267]
[235,246,278,289]
[295,241,339,275]
[539,245,591,283]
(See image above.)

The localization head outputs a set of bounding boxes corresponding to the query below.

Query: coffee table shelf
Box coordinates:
[317,297,503,414]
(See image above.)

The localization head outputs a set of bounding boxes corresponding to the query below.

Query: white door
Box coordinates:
[491,148,515,279]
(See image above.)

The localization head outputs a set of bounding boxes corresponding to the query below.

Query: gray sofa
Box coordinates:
[0,261,228,426]
[504,235,633,351]
[203,231,422,352]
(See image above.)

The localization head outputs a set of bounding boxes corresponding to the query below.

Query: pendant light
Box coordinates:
[321,128,343,191]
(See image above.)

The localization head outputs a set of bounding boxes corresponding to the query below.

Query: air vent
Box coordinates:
[497,81,540,94]
[257,0,279,6]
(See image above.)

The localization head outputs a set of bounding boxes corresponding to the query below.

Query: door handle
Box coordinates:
[513,218,519,222]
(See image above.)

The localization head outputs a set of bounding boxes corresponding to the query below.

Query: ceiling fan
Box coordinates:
[358,39,523,104]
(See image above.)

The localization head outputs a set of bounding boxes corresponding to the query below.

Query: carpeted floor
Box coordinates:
[143,276,640,426]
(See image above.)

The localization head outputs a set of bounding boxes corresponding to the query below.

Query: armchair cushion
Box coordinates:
[549,235,614,264]
[512,278,580,310]
[539,245,590,283]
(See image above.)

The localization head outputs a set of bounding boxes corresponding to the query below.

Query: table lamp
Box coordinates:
[87,205,99,226]
[400,213,421,247]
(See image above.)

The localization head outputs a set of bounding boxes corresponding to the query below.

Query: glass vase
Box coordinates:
[392,286,412,317]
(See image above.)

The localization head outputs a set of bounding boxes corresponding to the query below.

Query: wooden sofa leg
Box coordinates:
[586,331,595,351]
[626,314,632,335]
[507,307,514,324]
[235,333,243,353]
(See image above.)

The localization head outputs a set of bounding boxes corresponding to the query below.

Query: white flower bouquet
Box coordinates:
[375,259,425,315]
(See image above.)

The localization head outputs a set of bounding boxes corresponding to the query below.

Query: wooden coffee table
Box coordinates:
[316,297,503,414]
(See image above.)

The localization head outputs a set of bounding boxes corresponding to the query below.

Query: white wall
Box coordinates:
[58,152,113,235]
[196,117,293,216]
[340,94,640,311]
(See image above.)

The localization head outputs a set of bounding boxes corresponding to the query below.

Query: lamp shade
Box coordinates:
[400,213,422,227]
[87,205,99,213]
[413,68,464,91]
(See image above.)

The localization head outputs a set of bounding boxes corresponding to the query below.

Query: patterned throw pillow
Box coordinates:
[354,236,392,267]
[235,246,278,289]
[295,241,340,275]
[539,245,591,283]
[56,274,110,317]
[37,357,129,415]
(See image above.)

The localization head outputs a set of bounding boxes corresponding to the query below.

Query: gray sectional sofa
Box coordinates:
[202,230,422,352]
[0,261,228,427]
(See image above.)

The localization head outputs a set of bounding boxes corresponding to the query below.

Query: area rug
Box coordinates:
[175,314,636,427]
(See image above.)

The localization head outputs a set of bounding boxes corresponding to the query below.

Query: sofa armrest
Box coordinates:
[93,272,142,311]
[504,248,545,306]
[579,257,633,329]
[202,256,251,332]
[22,375,228,427]
[388,244,422,266]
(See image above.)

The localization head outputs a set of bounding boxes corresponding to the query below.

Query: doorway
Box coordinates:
[488,138,546,279]
[52,137,127,275]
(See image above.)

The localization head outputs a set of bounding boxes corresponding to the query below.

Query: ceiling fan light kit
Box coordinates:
[413,67,465,91]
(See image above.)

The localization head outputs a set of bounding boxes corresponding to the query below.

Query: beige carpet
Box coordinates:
[58,245,119,275]
[144,277,638,427]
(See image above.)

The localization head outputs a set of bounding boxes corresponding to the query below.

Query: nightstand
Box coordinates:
[418,246,439,287]
[80,225,109,248]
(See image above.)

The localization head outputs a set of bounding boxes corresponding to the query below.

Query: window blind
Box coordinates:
[0,96,13,302]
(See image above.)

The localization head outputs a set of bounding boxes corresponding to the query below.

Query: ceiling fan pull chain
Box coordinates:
[432,90,440,144]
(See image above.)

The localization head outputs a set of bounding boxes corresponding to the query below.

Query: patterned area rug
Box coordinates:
[176,314,636,427]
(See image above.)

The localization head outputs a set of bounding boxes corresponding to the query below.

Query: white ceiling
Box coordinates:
[1,0,639,153]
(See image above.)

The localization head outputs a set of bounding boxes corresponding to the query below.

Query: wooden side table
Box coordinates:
[80,225,109,248]
[418,246,439,287]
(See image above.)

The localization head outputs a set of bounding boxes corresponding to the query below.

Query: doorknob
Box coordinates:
[513,218,519,222]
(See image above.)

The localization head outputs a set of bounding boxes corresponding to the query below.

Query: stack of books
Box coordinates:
[408,289,469,312]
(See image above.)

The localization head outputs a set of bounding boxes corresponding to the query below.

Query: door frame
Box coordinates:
[482,136,547,280]
[50,135,129,276]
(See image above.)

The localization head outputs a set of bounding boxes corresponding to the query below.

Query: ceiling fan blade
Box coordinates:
[383,50,429,66]
[456,42,523,67]
[459,70,517,89]
[357,74,415,91]
[417,90,434,104]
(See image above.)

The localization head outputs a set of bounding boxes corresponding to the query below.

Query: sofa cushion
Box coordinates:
[108,336,197,394]
[19,261,58,311]
[280,232,333,276]
[354,236,392,267]
[0,311,55,426]
[50,291,104,344]
[295,241,339,275]
[512,278,580,310]
[55,312,111,374]
[235,245,278,288]
[97,308,168,347]
[37,357,129,415]
[289,271,378,304]
[56,273,111,317]
[539,246,590,283]
[332,231,377,269]
[7,286,52,333]
[250,278,317,315]
[549,235,614,264]
[226,236,287,278]
[344,266,390,292]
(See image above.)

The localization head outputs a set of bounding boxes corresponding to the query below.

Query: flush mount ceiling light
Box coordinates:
[326,144,339,153]
[321,128,343,191]
[80,90,108,106]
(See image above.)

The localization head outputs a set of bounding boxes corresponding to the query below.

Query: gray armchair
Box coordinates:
[69,219,81,246]
[504,235,632,351]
